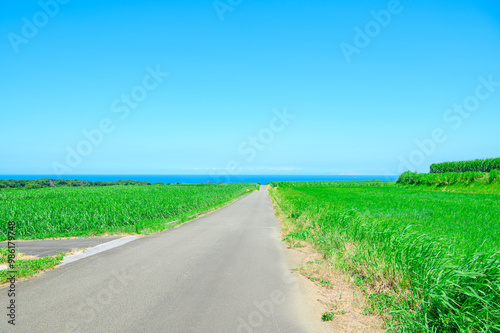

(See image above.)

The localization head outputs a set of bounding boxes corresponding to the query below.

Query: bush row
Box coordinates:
[430,157,500,173]
[397,170,500,186]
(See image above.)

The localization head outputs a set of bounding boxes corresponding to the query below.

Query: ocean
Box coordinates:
[0,174,398,185]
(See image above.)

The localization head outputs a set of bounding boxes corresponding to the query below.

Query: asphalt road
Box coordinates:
[0,236,123,257]
[1,186,320,332]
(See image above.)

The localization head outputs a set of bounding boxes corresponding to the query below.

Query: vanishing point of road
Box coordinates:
[1,186,324,332]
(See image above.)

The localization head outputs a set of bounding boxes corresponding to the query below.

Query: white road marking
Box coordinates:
[60,236,140,266]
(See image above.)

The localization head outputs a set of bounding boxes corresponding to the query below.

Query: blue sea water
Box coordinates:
[0,174,398,185]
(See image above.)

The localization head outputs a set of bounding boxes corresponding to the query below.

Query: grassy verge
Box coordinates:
[0,183,258,241]
[269,181,500,332]
[0,248,64,284]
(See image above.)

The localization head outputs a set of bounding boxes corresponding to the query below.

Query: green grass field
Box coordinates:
[269,180,500,332]
[0,183,258,241]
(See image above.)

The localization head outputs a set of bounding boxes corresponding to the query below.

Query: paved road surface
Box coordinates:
[0,236,123,257]
[1,186,319,332]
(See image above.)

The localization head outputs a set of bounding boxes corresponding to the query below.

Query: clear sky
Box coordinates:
[1,0,499,176]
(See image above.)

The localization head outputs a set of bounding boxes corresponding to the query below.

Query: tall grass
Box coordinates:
[0,183,257,240]
[430,157,500,173]
[269,182,500,332]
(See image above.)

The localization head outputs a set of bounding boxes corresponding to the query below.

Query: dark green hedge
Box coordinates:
[430,158,500,173]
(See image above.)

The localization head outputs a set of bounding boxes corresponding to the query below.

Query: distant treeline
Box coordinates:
[0,178,165,189]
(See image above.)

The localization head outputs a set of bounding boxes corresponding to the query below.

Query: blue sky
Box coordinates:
[1,0,499,176]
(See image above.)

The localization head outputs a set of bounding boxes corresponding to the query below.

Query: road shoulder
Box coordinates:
[269,186,386,333]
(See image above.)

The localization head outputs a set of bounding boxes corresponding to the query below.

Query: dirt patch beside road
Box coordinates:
[270,186,386,333]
